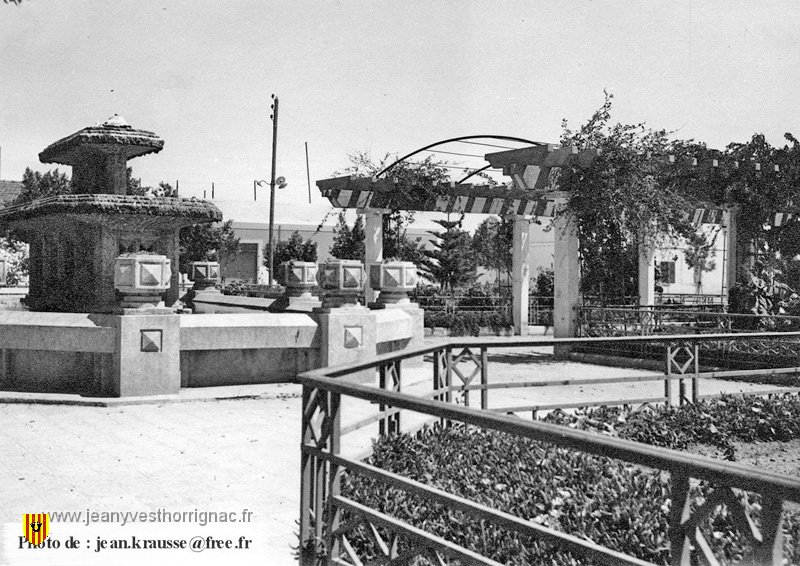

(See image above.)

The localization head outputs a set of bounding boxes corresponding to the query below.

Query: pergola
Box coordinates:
[316,144,732,347]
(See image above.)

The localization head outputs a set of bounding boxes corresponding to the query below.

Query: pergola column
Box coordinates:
[553,198,580,358]
[362,208,386,304]
[510,215,531,336]
[638,238,656,308]
[724,206,739,298]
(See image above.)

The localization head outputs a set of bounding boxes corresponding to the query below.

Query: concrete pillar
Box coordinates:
[725,206,739,297]
[107,151,128,195]
[314,305,377,383]
[553,200,581,358]
[100,313,181,397]
[94,225,118,312]
[363,209,384,305]
[638,238,655,307]
[510,215,531,336]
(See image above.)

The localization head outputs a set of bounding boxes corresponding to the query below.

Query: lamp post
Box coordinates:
[268,94,279,286]
[255,94,288,286]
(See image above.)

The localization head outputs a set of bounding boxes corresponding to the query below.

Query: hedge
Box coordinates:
[424,311,513,335]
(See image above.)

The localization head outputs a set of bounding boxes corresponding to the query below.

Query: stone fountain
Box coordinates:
[0,116,424,398]
[0,115,221,312]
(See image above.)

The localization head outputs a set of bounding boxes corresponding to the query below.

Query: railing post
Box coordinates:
[691,344,699,404]
[300,385,341,565]
[379,360,402,435]
[433,348,443,403]
[299,385,314,564]
[668,473,691,566]
[324,392,342,560]
[379,363,388,436]
[665,345,673,407]
[445,347,453,405]
[480,346,488,410]
[392,360,401,433]
[754,492,784,564]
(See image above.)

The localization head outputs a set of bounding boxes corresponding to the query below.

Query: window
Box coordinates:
[659,261,676,284]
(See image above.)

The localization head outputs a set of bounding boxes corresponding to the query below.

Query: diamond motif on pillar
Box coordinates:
[140,329,163,352]
[343,326,363,349]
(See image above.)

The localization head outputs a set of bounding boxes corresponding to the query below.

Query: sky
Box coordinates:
[2,0,800,226]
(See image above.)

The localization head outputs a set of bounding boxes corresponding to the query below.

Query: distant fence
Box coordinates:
[298,332,800,565]
[578,307,800,369]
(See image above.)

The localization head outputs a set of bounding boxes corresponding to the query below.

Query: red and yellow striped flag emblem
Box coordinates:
[22,513,49,545]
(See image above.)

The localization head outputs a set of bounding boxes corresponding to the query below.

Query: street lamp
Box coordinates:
[261,93,288,286]
[255,176,287,285]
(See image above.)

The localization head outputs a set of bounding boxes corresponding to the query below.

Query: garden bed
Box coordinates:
[336,394,800,564]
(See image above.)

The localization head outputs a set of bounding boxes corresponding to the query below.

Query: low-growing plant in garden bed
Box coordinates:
[333,396,800,564]
[543,393,800,460]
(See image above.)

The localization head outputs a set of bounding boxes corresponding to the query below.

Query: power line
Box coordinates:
[458,140,521,150]
[418,163,502,171]
[423,149,486,159]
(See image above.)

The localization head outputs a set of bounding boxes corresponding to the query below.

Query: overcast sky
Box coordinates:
[2,1,799,224]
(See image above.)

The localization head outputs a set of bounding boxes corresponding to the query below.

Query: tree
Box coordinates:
[332,150,448,264]
[0,237,28,285]
[272,231,318,265]
[2,168,72,283]
[684,229,719,294]
[13,167,72,204]
[126,169,178,197]
[471,217,513,286]
[330,212,365,260]
[419,218,477,291]
[179,220,239,273]
[558,92,701,298]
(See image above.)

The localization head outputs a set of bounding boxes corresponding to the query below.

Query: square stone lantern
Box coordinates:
[281,261,317,295]
[368,261,418,306]
[188,261,221,291]
[114,253,172,309]
[316,260,366,309]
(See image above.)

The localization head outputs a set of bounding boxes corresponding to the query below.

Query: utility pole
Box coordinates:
[268,94,279,286]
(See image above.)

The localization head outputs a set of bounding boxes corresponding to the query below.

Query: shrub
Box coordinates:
[423,310,513,335]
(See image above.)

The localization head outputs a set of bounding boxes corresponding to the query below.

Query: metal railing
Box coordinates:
[298,332,800,565]
[578,307,800,368]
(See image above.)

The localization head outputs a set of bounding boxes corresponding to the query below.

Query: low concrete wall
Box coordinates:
[179,313,320,386]
[190,293,276,313]
[0,313,115,393]
[0,305,424,396]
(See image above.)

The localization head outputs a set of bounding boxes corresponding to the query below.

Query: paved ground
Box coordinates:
[0,345,785,565]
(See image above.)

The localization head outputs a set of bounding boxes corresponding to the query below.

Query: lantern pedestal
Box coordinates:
[312,260,374,381]
[367,261,424,366]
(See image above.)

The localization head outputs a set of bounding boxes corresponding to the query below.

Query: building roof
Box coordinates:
[0,180,23,206]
